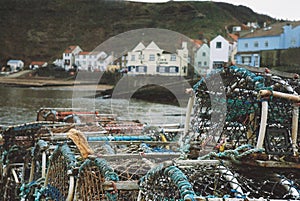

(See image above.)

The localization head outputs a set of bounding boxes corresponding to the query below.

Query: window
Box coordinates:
[149,54,155,61]
[128,66,135,72]
[157,66,165,73]
[170,54,176,61]
[204,61,207,66]
[216,42,222,48]
[254,56,259,67]
[169,66,178,73]
[137,66,147,73]
[198,61,202,67]
[264,41,269,47]
[202,52,206,57]
[244,43,248,48]
[254,41,259,47]
[65,59,70,65]
[242,56,251,65]
[131,55,135,61]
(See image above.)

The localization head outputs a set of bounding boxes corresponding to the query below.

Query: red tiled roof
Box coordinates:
[191,39,204,48]
[30,61,46,66]
[228,33,238,42]
[64,45,78,53]
[79,51,91,55]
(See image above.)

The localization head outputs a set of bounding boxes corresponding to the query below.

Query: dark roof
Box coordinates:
[241,21,300,38]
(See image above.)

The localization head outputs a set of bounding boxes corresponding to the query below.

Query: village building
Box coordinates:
[194,43,210,75]
[75,51,114,71]
[235,21,300,67]
[29,61,48,70]
[126,41,189,76]
[62,45,82,71]
[209,35,236,69]
[6,60,24,72]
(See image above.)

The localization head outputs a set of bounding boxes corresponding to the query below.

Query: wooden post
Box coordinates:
[260,90,300,102]
[292,104,299,156]
[184,88,195,137]
[44,164,50,187]
[137,190,142,201]
[11,168,20,184]
[66,175,75,201]
[42,151,47,178]
[29,159,35,182]
[256,100,268,149]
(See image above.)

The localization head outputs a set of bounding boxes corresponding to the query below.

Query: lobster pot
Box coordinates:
[75,158,119,201]
[41,144,77,200]
[101,153,179,200]
[263,97,294,155]
[139,159,300,200]
[189,65,300,158]
[189,70,261,158]
[0,122,57,201]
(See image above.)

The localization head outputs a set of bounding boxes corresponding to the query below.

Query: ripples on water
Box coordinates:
[0,86,186,126]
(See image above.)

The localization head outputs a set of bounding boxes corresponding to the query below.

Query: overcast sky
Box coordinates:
[128,0,300,21]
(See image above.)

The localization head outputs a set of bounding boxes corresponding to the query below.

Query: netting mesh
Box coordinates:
[179,161,300,199]
[40,144,76,200]
[75,158,119,201]
[187,66,300,158]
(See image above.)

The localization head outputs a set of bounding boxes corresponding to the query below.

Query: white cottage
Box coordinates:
[194,43,210,76]
[126,41,189,76]
[75,51,114,71]
[209,35,231,69]
[7,60,24,72]
[62,45,82,71]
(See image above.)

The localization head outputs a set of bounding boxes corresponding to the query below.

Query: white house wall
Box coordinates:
[209,35,230,69]
[7,60,24,72]
[126,41,188,76]
[63,46,82,70]
[194,43,210,75]
[75,52,113,71]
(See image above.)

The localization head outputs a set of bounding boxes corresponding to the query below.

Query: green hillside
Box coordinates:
[0,0,275,65]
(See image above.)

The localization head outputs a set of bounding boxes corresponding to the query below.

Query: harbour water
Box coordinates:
[0,85,186,126]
